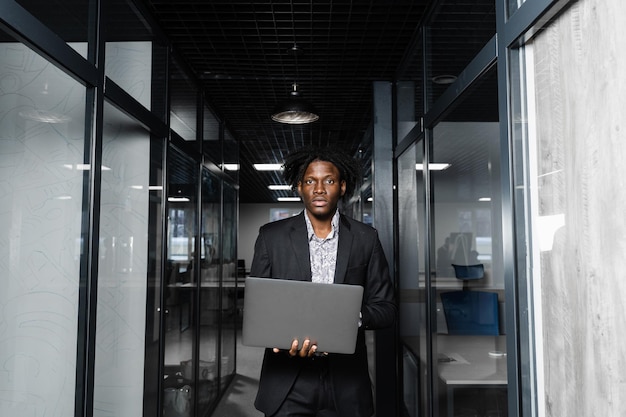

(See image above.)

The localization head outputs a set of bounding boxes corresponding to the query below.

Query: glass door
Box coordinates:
[429,67,508,417]
[219,182,238,387]
[197,167,221,414]
[163,145,199,417]
[398,141,428,417]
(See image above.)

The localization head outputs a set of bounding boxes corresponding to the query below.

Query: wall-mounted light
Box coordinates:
[277,197,301,202]
[268,184,292,190]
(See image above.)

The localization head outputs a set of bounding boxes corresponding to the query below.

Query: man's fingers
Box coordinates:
[283,338,318,358]
[288,339,299,357]
[299,339,310,357]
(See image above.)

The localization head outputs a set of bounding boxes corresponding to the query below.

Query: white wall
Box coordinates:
[238,203,302,272]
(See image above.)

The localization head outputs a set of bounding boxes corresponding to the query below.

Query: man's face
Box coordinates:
[297,160,346,219]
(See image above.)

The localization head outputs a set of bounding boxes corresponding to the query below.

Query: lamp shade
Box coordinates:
[271,85,319,124]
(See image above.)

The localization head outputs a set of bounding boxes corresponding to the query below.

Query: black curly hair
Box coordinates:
[282,146,361,199]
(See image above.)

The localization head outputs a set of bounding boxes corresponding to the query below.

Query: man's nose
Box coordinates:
[314,182,325,193]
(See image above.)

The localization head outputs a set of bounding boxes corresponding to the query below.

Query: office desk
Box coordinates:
[404,335,507,416]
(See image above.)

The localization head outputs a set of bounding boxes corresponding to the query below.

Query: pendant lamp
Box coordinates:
[271,82,319,124]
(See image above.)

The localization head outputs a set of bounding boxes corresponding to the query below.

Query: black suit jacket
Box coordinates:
[249,212,396,417]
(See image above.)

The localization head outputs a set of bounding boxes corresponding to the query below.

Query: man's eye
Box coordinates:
[325,179,334,184]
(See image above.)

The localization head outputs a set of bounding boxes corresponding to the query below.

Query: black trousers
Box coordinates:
[268,356,339,417]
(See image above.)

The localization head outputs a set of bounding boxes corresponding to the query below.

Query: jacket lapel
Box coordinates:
[289,213,312,281]
[334,215,353,284]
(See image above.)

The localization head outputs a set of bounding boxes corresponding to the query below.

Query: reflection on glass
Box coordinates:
[398,142,429,417]
[198,168,221,414]
[170,59,198,143]
[104,0,161,109]
[105,41,152,109]
[0,39,86,416]
[203,105,221,166]
[144,131,165,416]
[94,102,150,416]
[396,81,421,142]
[507,0,526,18]
[220,182,238,386]
[223,129,239,182]
[163,146,198,417]
[431,67,507,417]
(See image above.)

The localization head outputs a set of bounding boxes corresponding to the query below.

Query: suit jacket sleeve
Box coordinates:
[249,225,271,278]
[359,228,396,330]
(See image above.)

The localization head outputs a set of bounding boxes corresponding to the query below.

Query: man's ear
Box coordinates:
[297,181,303,196]
[340,180,346,196]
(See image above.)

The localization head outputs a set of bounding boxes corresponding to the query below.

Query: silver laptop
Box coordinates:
[242,277,364,354]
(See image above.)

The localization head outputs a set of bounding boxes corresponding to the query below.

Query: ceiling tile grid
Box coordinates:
[141,0,496,203]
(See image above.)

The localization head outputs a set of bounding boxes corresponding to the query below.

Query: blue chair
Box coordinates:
[440,290,500,335]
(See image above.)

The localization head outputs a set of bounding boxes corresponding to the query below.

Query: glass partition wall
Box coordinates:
[164,146,199,417]
[397,2,507,415]
[0,1,238,416]
[198,167,222,413]
[430,68,506,417]
[0,33,87,417]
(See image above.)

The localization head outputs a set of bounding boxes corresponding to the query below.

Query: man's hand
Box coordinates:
[272,338,318,357]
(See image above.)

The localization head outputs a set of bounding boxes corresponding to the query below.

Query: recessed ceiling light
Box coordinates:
[168,197,190,202]
[277,197,300,202]
[254,163,283,171]
[268,185,292,190]
[415,163,451,171]
[478,197,491,202]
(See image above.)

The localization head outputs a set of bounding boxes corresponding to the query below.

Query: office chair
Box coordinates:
[440,290,500,335]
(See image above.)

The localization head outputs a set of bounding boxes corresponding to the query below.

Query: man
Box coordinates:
[249,146,396,417]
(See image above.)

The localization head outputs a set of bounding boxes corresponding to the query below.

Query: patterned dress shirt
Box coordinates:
[304,209,340,284]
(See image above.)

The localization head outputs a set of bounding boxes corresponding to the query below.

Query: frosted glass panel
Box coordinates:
[105,41,152,109]
[0,41,86,416]
[516,1,626,415]
[93,102,150,416]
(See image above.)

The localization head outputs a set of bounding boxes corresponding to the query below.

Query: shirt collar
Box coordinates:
[304,209,340,240]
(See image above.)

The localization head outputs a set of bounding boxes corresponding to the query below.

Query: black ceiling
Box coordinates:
[140,0,432,203]
[142,0,497,204]
[51,0,492,206]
